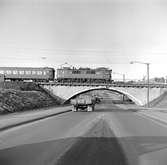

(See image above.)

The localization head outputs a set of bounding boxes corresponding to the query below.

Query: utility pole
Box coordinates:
[147,63,150,108]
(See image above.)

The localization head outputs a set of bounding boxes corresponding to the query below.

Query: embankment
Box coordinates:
[0,82,62,113]
[149,91,167,108]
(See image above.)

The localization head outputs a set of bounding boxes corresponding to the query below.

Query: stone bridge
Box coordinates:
[41,84,167,106]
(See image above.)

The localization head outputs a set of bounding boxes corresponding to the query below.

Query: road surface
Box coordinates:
[0,104,167,165]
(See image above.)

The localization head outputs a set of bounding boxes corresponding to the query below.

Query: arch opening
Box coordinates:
[63,87,141,105]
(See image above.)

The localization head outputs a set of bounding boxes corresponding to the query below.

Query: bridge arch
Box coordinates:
[64,87,142,105]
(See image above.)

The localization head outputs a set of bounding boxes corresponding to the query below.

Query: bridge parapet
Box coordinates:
[38,82,167,88]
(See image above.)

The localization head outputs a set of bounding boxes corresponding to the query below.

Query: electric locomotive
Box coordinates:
[57,67,112,83]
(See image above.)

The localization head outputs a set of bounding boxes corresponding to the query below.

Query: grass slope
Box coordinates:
[149,91,167,108]
[0,82,61,113]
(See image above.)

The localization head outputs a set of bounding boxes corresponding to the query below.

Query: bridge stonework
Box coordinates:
[42,85,167,106]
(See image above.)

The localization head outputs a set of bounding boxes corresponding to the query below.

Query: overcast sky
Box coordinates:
[1,0,167,80]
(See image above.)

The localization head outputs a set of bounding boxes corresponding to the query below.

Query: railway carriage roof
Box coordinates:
[0,67,54,70]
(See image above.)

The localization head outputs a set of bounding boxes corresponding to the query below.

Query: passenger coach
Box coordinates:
[0,67,55,82]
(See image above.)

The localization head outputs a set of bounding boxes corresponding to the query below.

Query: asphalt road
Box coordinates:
[0,104,167,165]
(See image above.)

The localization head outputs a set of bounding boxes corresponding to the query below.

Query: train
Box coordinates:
[0,67,55,82]
[0,66,112,83]
[57,67,112,83]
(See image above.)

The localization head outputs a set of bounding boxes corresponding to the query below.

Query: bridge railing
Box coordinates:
[37,81,167,88]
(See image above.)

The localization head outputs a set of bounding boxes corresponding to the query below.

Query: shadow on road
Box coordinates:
[1,136,167,165]
[56,137,128,165]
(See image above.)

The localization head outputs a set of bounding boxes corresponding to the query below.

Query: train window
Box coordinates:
[43,71,46,75]
[0,70,4,74]
[32,71,36,75]
[37,71,42,75]
[25,71,31,75]
[86,70,95,74]
[6,70,12,74]
[19,71,24,75]
[13,70,18,74]
[72,70,81,74]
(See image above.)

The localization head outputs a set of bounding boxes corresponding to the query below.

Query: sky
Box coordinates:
[0,0,167,80]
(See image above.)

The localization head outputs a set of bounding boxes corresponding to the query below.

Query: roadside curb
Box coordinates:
[138,112,167,126]
[0,109,71,132]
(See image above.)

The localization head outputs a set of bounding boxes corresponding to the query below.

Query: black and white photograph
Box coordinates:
[1,0,167,164]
